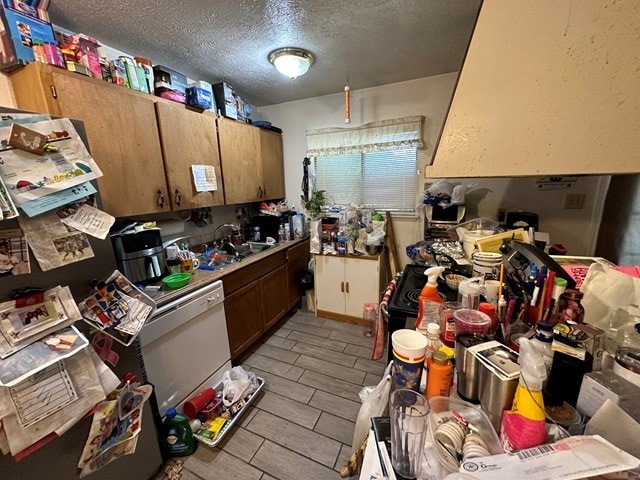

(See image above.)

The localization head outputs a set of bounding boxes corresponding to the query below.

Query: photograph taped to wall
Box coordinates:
[18,209,94,271]
[0,228,29,275]
[0,117,103,205]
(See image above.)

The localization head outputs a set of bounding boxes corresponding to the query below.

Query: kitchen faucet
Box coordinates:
[213,223,239,246]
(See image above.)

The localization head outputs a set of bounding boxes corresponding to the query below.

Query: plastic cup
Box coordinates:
[391,329,428,392]
[389,389,430,479]
[183,387,216,419]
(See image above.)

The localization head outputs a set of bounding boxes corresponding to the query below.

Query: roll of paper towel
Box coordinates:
[157,220,185,237]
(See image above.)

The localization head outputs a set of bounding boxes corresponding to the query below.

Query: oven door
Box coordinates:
[138,280,231,415]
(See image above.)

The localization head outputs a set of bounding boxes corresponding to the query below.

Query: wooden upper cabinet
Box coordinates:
[155,103,224,209]
[217,117,263,204]
[260,129,285,201]
[8,63,170,217]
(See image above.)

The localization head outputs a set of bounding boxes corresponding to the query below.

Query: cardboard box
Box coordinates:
[2,0,50,22]
[551,322,605,371]
[153,64,187,95]
[212,82,237,119]
[0,4,56,72]
[576,369,640,421]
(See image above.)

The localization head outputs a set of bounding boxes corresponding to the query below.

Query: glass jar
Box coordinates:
[555,289,585,324]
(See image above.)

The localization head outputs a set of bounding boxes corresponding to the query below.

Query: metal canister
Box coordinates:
[455,333,490,403]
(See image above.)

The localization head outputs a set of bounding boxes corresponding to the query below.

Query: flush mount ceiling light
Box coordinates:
[268,47,314,79]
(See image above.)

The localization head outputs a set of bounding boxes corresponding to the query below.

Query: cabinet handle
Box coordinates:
[157,190,165,208]
[50,85,57,99]
[258,186,263,198]
[340,281,344,293]
[174,189,181,206]
[345,282,349,293]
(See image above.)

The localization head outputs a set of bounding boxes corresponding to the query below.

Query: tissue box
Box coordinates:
[186,81,215,110]
[576,369,640,420]
[0,4,56,72]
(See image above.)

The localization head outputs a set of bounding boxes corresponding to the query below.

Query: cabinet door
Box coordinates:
[217,118,263,204]
[260,265,288,331]
[314,255,346,315]
[51,71,169,217]
[156,103,224,210]
[224,281,263,360]
[345,257,380,318]
[260,129,285,200]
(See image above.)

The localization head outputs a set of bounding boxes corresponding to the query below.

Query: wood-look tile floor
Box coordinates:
[162,309,387,480]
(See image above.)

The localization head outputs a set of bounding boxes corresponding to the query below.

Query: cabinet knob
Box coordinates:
[174,189,181,206]
[345,282,349,293]
[157,190,165,208]
[340,281,344,293]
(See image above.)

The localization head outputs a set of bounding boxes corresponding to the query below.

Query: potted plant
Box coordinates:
[300,190,326,220]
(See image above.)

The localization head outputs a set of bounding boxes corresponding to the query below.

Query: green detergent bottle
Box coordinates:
[163,407,196,456]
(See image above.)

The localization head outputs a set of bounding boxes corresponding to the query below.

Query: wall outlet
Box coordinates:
[563,193,586,209]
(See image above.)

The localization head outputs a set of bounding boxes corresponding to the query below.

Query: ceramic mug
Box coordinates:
[180,256,200,273]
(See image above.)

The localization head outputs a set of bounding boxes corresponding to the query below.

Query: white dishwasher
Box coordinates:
[138,280,231,416]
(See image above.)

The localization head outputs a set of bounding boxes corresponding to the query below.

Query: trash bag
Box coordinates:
[296,269,314,290]
[222,366,259,407]
[350,361,393,456]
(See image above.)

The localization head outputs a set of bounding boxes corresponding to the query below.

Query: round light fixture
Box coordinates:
[268,48,314,79]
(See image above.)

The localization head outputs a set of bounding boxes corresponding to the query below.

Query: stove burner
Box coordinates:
[404,289,422,307]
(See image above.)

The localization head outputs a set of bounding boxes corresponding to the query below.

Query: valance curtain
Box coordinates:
[305,115,425,157]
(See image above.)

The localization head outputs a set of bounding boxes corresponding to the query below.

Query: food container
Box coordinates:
[162,272,191,289]
[445,273,466,291]
[453,309,491,336]
[428,396,502,472]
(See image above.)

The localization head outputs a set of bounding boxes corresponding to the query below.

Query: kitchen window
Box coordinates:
[306,115,424,213]
[313,145,418,212]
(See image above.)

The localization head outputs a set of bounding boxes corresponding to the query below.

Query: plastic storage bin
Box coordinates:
[428,396,502,472]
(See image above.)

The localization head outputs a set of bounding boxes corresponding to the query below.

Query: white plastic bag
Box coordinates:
[222,366,259,407]
[350,361,393,456]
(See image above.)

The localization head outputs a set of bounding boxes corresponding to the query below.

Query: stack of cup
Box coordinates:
[391,329,428,392]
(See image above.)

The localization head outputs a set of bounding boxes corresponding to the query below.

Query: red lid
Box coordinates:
[478,302,496,316]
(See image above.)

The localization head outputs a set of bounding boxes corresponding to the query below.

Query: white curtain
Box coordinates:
[305,115,425,157]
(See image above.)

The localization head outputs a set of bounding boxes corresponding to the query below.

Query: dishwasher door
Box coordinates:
[138,280,231,415]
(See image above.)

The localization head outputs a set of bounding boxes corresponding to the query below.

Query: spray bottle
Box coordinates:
[416,266,445,333]
[500,338,548,451]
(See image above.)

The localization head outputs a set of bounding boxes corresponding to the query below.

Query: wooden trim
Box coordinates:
[316,309,368,326]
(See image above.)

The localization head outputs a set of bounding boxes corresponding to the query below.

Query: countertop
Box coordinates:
[144,237,309,308]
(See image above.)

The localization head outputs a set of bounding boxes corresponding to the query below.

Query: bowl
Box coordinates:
[162,273,191,289]
[445,273,466,291]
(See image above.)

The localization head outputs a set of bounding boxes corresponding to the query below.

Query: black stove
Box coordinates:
[387,264,430,317]
[385,263,457,362]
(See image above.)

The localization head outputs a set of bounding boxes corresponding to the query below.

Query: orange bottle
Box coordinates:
[425,350,453,400]
[416,266,445,333]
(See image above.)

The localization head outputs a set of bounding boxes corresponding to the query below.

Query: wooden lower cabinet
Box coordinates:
[260,265,288,331]
[223,246,295,360]
[314,253,385,323]
[224,281,263,360]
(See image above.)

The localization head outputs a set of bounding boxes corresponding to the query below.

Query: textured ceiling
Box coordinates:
[48,0,481,107]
